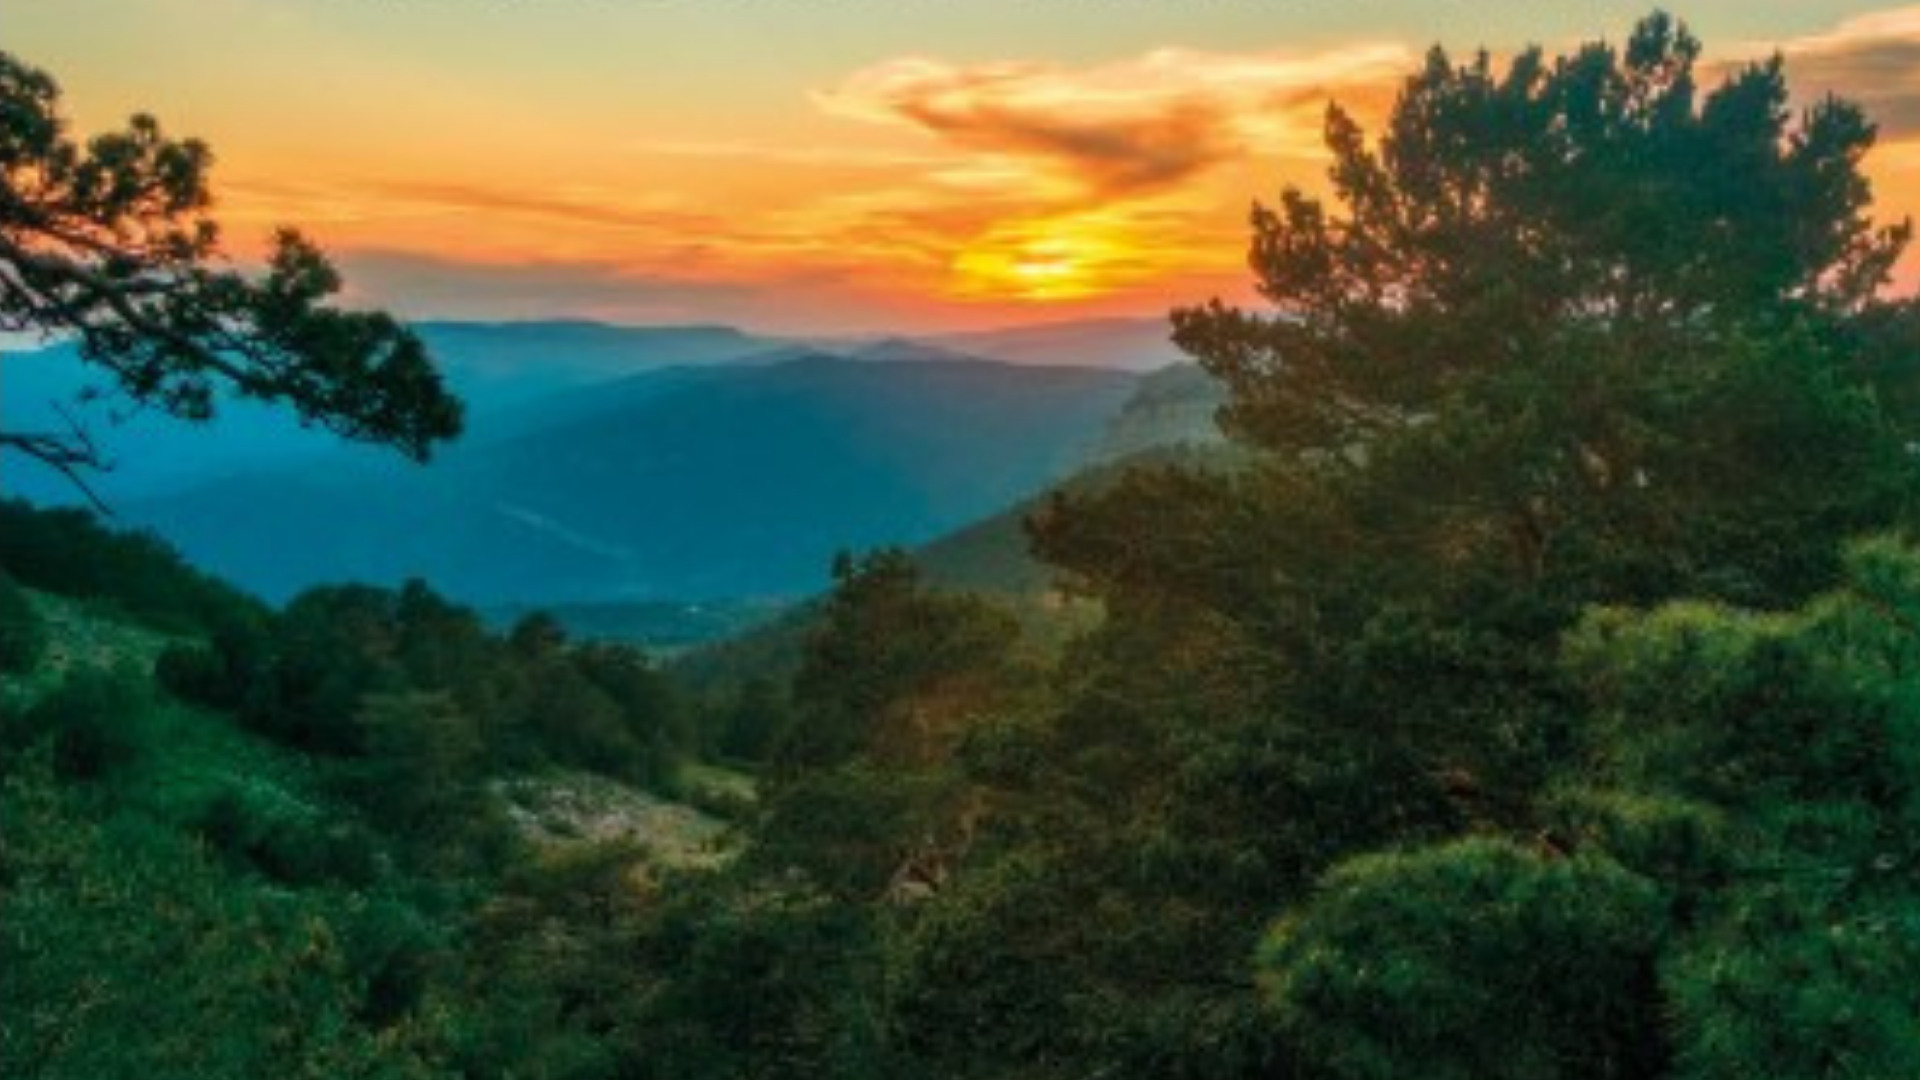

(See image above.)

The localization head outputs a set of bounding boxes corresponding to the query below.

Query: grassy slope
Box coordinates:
[5,590,316,825]
[6,588,741,867]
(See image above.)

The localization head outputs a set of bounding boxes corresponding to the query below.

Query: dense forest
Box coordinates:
[7,12,1920,1080]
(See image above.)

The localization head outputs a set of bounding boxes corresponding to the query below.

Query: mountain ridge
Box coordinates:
[117,352,1143,605]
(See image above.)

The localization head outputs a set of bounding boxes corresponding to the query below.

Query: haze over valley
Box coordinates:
[2,317,1220,639]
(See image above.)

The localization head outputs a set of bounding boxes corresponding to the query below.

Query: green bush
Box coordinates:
[0,571,44,676]
[194,786,379,887]
[0,500,266,636]
[1258,838,1669,1080]
[156,643,228,704]
[9,669,156,781]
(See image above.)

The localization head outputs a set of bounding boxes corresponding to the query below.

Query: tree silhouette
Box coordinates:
[0,51,462,507]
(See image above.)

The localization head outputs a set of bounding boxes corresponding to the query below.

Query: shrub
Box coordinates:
[194,786,379,887]
[12,669,156,781]
[0,571,44,676]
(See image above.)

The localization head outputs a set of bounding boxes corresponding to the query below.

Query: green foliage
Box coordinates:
[617,553,1033,1079]
[4,666,156,780]
[193,782,379,887]
[752,550,1029,907]
[776,549,1021,774]
[0,505,736,1080]
[1259,839,1669,1080]
[881,850,1079,1077]
[624,881,889,1080]
[0,498,265,635]
[156,623,260,711]
[0,569,44,674]
[517,643,680,786]
[703,675,793,763]
[753,763,966,901]
[1166,13,1914,607]
[449,843,650,1080]
[927,14,1920,1080]
[1556,535,1920,1079]
[348,691,491,851]
[210,579,688,798]
[0,763,446,1079]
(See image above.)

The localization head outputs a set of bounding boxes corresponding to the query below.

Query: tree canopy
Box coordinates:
[1167,12,1918,601]
[994,12,1920,1077]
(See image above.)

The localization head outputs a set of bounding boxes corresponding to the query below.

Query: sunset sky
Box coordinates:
[13,1,1920,333]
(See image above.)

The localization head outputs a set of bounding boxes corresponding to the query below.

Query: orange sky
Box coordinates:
[12,1,1920,333]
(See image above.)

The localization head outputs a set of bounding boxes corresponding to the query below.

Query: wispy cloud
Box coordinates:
[816,44,1412,200]
[1738,6,1920,138]
[804,44,1409,299]
[625,140,949,169]
[334,249,754,322]
[228,178,720,235]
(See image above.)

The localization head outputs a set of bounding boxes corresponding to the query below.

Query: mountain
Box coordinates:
[412,321,792,413]
[927,317,1184,371]
[672,364,1233,687]
[119,354,1141,605]
[0,322,794,504]
[1088,362,1228,463]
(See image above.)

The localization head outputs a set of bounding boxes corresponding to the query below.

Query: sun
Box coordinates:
[949,215,1144,302]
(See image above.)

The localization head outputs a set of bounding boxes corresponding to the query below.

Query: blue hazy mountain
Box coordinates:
[0,317,1180,505]
[113,352,1141,604]
[0,321,793,504]
[926,317,1184,371]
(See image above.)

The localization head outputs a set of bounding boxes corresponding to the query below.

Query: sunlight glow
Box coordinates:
[12,0,1917,330]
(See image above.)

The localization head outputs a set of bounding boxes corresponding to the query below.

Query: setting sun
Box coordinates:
[950,215,1152,301]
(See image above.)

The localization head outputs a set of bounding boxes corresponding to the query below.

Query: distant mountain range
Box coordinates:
[115,353,1142,603]
[1,317,1186,504]
[926,317,1185,371]
[1,317,1211,613]
[0,321,794,504]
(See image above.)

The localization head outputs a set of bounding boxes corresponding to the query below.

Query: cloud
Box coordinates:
[333,249,756,323]
[625,140,948,170]
[815,44,1413,200]
[327,248,1022,336]
[798,43,1412,304]
[229,178,720,235]
[1744,6,1920,138]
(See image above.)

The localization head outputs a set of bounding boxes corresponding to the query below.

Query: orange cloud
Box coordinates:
[820,63,1233,199]
[1762,6,1920,138]
[227,178,721,235]
[817,45,1412,198]
[810,44,1409,303]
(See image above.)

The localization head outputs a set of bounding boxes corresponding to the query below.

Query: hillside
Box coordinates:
[1087,362,1227,463]
[669,366,1230,685]
[0,505,741,1078]
[927,317,1185,371]
[118,354,1141,604]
